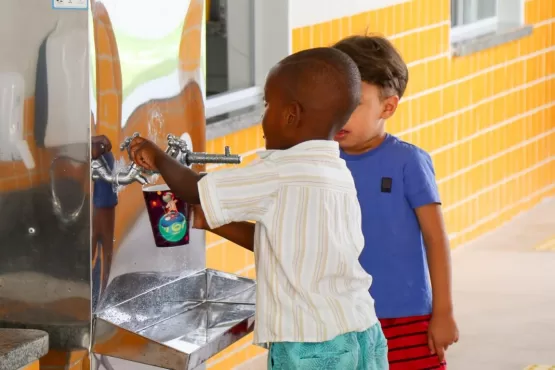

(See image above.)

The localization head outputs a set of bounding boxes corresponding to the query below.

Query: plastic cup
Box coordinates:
[142,184,190,247]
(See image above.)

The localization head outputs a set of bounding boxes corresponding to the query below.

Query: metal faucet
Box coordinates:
[91,155,149,186]
[90,133,149,186]
[165,134,241,166]
[91,133,241,186]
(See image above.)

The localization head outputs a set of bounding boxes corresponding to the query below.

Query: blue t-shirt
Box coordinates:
[93,152,118,208]
[340,134,440,319]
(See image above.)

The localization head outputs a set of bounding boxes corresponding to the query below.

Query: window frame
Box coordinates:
[204,0,288,119]
[205,86,262,119]
[450,0,525,45]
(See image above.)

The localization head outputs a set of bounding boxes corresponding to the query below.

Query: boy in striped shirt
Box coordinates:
[333,35,459,369]
[128,47,388,369]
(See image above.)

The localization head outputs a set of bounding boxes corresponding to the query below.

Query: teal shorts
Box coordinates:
[267,323,388,370]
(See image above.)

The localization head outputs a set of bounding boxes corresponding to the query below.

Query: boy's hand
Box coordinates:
[428,312,459,362]
[191,204,210,230]
[92,135,112,160]
[128,136,164,171]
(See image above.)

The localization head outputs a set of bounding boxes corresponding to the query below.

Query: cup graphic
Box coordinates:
[143,184,190,247]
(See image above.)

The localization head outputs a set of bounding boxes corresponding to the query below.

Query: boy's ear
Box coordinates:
[286,101,302,127]
[380,95,399,120]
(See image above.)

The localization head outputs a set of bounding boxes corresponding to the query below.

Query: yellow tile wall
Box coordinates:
[21,360,40,370]
[205,0,555,367]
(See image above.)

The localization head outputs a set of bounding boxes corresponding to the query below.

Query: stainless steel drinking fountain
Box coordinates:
[90,134,255,369]
[0,1,258,369]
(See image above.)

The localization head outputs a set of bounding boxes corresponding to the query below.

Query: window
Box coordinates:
[205,0,254,96]
[450,0,525,44]
[451,0,497,28]
[204,0,289,119]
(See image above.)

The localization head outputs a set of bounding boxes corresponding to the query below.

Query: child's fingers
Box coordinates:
[435,344,445,362]
[427,334,436,354]
[128,138,144,155]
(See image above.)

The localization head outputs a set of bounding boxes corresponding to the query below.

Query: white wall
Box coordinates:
[289,0,410,28]
[227,0,254,90]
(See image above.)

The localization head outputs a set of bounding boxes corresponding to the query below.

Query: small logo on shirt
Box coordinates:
[381,177,392,193]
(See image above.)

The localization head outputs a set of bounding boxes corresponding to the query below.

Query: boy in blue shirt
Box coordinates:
[333,36,459,369]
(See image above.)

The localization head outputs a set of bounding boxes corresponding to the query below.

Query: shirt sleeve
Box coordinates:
[93,153,118,208]
[403,150,441,209]
[197,160,279,229]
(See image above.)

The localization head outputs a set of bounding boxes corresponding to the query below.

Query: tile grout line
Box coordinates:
[232,352,268,370]
[448,182,555,240]
[443,156,554,212]
[234,264,255,276]
[407,52,450,67]
[535,237,555,251]
[403,73,555,137]
[429,94,555,156]
[437,126,555,184]
[534,18,554,28]
[207,340,254,367]
[207,238,228,249]
[404,42,554,103]
[389,21,451,40]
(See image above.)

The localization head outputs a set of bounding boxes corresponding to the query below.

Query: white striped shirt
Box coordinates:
[198,140,377,344]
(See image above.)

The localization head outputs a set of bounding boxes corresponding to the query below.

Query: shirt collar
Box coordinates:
[257,140,340,159]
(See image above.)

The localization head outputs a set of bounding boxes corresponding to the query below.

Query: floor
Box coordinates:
[448,197,555,370]
[236,197,555,370]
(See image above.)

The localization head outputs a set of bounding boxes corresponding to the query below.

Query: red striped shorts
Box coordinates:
[379,314,447,370]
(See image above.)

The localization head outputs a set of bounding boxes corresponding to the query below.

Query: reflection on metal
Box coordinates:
[0,4,91,351]
[50,156,88,225]
[92,269,255,370]
[2,0,256,368]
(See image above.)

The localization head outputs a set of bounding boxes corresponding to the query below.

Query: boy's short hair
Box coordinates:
[276,47,362,129]
[333,35,409,99]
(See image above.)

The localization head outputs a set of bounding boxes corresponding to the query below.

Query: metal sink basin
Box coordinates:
[92,269,256,370]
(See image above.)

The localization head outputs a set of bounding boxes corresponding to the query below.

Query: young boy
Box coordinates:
[333,35,459,369]
[127,47,388,369]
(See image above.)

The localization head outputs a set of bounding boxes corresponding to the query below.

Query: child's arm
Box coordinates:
[404,150,458,361]
[193,205,256,251]
[415,204,453,315]
[129,136,279,233]
[209,222,256,252]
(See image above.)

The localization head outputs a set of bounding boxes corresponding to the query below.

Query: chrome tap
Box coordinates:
[91,132,242,186]
[166,134,241,166]
[91,156,149,186]
[91,133,149,186]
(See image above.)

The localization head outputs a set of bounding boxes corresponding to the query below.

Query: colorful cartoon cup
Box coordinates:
[143,184,190,247]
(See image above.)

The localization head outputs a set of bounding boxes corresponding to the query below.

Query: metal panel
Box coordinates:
[0,0,91,350]
[1,0,256,368]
